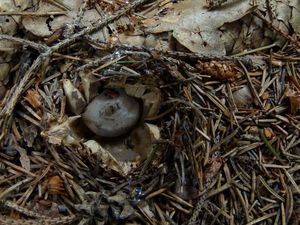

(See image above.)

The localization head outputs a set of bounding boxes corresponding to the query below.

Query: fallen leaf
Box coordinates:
[290,0,300,35]
[289,95,300,114]
[0,63,10,84]
[24,89,42,109]
[144,0,255,55]
[232,85,253,108]
[263,127,275,140]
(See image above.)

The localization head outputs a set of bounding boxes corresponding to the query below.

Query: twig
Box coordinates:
[50,0,151,53]
[0,34,49,52]
[0,11,67,16]
[253,10,300,48]
[0,0,151,144]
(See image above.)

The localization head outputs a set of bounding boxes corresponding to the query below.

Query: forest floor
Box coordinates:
[0,0,300,224]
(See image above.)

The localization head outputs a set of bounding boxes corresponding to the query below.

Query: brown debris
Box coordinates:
[0,0,300,225]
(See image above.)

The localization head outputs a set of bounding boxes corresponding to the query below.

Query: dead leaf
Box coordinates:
[24,89,42,109]
[33,200,62,217]
[144,0,255,55]
[203,157,224,184]
[290,0,300,35]
[232,85,253,108]
[0,0,18,12]
[0,63,10,84]
[118,33,145,47]
[289,95,300,114]
[263,127,275,140]
[0,16,18,36]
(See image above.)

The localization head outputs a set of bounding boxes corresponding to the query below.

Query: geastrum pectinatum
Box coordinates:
[42,77,161,176]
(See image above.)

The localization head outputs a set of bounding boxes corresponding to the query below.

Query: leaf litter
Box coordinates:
[0,0,300,224]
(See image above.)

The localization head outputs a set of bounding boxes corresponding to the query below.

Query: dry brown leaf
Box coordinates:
[203,157,224,184]
[289,95,300,114]
[263,127,275,140]
[24,89,42,109]
[285,88,300,114]
[33,200,61,217]
[118,33,145,47]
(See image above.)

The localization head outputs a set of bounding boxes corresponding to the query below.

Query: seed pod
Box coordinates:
[82,89,140,137]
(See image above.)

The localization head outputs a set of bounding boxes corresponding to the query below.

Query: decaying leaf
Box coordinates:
[24,89,42,109]
[263,127,275,140]
[203,157,224,184]
[33,200,62,217]
[0,0,19,12]
[232,85,253,108]
[290,0,300,35]
[0,63,10,84]
[118,33,145,47]
[0,16,18,35]
[289,95,300,114]
[0,81,6,99]
[22,124,38,147]
[286,89,300,114]
[63,79,86,115]
[144,0,255,55]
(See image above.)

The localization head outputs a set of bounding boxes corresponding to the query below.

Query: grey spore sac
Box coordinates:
[82,89,140,137]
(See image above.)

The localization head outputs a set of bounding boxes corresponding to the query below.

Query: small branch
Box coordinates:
[50,0,151,53]
[0,34,49,52]
[0,0,151,144]
[253,10,300,48]
[0,11,67,16]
